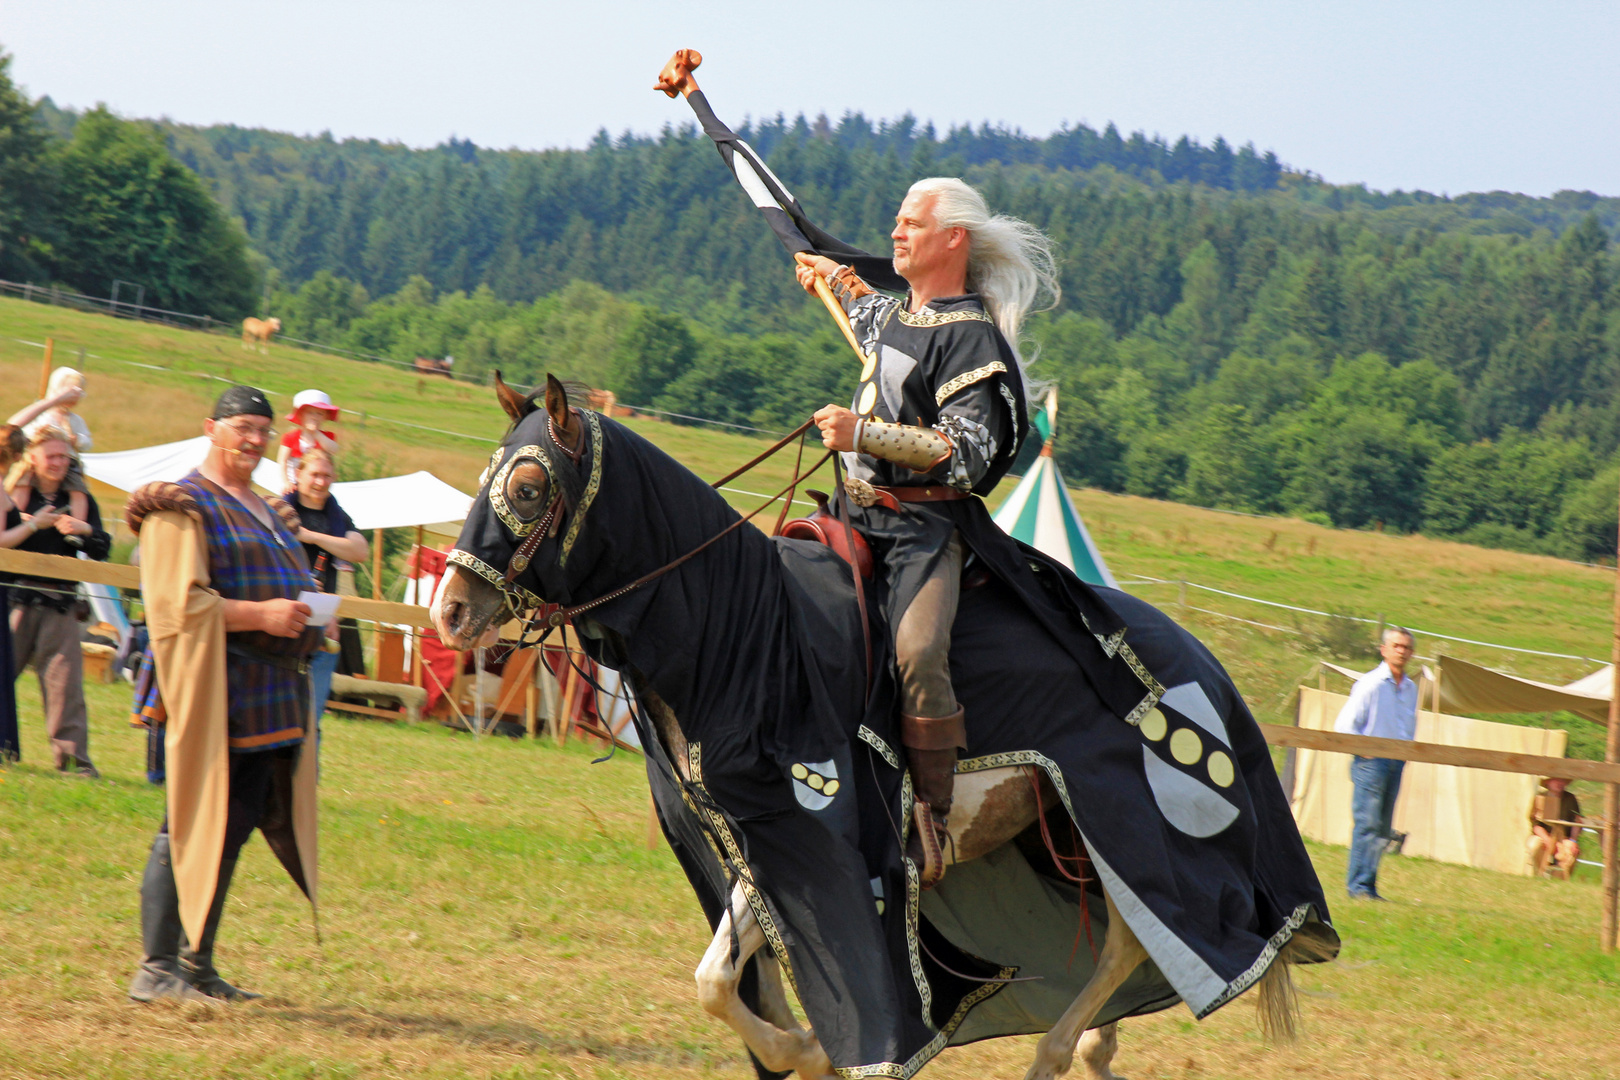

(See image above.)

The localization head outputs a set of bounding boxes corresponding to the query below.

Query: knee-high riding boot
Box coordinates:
[902,708,966,890]
[128,835,211,1003]
[180,856,261,1001]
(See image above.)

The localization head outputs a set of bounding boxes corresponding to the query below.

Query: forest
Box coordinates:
[5,45,1620,560]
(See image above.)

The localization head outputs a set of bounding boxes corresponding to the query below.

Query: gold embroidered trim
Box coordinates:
[476,445,503,492]
[895,307,992,329]
[858,725,901,769]
[446,549,544,612]
[934,361,1007,406]
[1197,901,1316,1018]
[686,742,800,997]
[559,410,603,567]
[834,966,1015,1079]
[489,444,554,538]
[899,769,932,1028]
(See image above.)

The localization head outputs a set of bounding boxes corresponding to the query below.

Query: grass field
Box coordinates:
[1,681,1618,1080]
[2,296,1619,1078]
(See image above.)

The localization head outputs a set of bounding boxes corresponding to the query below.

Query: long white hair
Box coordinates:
[907,177,1060,374]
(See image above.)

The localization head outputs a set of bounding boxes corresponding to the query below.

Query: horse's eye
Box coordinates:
[504,461,548,522]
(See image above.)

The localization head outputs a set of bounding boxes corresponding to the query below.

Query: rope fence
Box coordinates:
[1120,574,1608,665]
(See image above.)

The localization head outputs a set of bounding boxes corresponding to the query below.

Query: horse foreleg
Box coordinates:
[1024,891,1147,1080]
[695,884,833,1079]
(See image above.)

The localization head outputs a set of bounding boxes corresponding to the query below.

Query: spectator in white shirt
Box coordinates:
[1335,627,1418,900]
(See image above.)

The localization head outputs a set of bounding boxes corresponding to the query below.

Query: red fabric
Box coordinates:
[409,543,457,709]
[418,630,461,711]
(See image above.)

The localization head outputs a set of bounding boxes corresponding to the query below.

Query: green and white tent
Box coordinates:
[993,387,1118,589]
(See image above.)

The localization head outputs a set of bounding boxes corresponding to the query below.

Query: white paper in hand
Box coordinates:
[297,590,342,625]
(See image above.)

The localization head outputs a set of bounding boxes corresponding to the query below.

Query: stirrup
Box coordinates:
[909,800,948,890]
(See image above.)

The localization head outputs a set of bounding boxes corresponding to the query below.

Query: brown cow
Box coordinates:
[241,316,282,353]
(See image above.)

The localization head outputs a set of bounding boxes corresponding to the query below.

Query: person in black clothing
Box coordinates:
[4,429,112,775]
[285,448,367,720]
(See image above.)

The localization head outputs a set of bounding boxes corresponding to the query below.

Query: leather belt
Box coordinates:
[227,642,311,675]
[845,477,971,513]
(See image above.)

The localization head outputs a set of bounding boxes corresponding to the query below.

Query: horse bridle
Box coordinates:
[502,412,585,582]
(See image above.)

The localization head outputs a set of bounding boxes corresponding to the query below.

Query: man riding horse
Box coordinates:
[794,178,1053,888]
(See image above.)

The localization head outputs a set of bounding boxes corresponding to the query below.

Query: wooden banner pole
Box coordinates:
[38,338,53,398]
[410,525,425,688]
[372,528,385,601]
[1603,469,1620,952]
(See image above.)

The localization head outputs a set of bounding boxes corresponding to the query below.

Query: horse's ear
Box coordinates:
[544,373,579,445]
[493,370,533,423]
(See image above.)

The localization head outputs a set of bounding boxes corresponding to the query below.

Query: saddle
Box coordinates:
[780,489,991,591]
[780,490,873,579]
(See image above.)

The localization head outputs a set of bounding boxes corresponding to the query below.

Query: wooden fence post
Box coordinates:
[1603,470,1620,952]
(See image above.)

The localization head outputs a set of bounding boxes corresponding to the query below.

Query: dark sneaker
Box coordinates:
[129,964,216,1004]
[186,972,262,1002]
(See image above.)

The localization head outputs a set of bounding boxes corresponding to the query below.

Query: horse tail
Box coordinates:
[1255,931,1335,1042]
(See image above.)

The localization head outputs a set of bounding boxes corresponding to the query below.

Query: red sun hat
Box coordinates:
[286,388,340,422]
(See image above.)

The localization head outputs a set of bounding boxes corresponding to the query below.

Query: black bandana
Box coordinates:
[211,385,274,421]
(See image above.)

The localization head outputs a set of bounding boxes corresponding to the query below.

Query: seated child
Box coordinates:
[276,388,340,489]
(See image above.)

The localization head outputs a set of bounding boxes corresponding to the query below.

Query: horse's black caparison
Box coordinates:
[449,402,1339,1079]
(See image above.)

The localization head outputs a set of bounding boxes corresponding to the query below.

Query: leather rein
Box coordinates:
[499,414,872,697]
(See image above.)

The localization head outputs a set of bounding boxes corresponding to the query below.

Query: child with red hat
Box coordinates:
[275,389,340,488]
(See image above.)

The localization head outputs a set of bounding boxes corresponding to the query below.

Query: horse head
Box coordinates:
[433,372,593,649]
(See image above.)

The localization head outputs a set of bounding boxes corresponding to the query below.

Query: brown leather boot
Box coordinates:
[902,708,965,890]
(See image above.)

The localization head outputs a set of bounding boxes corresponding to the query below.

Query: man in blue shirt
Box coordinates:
[1334,627,1418,900]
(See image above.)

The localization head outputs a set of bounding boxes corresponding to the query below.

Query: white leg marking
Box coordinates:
[1076,1021,1122,1079]
[695,884,833,1077]
[1024,891,1147,1080]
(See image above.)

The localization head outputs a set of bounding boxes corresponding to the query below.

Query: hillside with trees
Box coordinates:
[7,44,1620,561]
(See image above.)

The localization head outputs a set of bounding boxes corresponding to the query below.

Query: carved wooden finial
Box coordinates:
[654,49,703,98]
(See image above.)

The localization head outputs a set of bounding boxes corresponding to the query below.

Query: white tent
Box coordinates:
[82,437,472,537]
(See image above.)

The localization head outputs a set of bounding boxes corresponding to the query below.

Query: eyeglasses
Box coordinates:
[218,420,277,442]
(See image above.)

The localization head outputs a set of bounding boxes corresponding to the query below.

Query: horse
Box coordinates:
[433,376,1338,1080]
[413,355,454,377]
[241,316,281,353]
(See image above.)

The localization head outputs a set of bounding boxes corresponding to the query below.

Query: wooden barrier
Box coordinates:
[1259,724,1620,786]
[0,549,434,628]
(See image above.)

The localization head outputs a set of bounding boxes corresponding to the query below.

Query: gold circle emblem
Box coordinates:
[1207,751,1235,788]
[1169,727,1202,765]
[823,780,840,796]
[808,774,825,791]
[1139,708,1168,742]
[791,764,809,780]
[857,382,878,416]
[859,351,877,382]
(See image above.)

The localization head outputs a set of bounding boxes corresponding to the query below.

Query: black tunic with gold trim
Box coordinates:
[837,289,1030,636]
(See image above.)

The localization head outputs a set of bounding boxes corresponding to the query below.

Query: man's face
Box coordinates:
[1546,778,1569,795]
[298,457,334,501]
[891,191,965,283]
[206,413,275,478]
[1381,633,1414,673]
[31,440,71,484]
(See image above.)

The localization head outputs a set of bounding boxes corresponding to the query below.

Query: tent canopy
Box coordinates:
[992,387,1118,589]
[1432,655,1610,726]
[82,436,472,537]
[1320,656,1610,727]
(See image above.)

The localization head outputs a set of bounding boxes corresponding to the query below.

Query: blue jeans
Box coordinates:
[1347,756,1405,896]
[310,649,339,721]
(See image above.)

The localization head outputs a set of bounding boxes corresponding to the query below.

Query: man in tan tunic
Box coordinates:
[127,386,322,1003]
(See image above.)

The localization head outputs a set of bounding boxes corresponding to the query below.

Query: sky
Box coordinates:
[3,0,1616,199]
